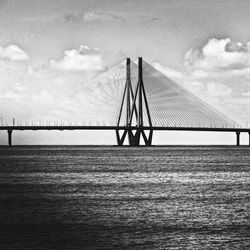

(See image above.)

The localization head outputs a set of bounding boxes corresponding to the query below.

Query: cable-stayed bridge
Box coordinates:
[1,58,249,146]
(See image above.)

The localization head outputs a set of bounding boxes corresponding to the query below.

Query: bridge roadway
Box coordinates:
[0,126,250,146]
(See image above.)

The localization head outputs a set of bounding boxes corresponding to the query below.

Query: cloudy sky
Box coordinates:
[0,0,250,145]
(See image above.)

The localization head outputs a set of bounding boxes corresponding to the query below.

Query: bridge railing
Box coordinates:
[0,119,249,129]
[0,120,118,127]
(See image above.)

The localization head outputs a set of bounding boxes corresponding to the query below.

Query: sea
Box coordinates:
[0,146,249,250]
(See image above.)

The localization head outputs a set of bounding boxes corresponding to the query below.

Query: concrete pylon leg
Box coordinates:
[236,132,240,146]
[8,129,12,147]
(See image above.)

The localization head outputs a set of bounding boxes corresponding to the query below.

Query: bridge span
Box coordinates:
[1,57,249,146]
[1,126,249,146]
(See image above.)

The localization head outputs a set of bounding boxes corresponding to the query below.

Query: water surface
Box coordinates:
[0,146,249,249]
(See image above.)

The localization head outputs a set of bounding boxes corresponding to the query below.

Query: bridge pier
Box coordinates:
[116,57,153,146]
[116,129,126,146]
[236,131,240,146]
[7,129,12,147]
[116,128,153,146]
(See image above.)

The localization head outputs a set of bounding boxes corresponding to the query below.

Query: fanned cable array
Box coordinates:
[141,60,237,128]
[77,59,237,128]
[1,59,239,128]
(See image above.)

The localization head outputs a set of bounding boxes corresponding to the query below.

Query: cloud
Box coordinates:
[49,45,105,71]
[206,82,232,97]
[242,91,250,97]
[184,38,250,71]
[14,82,26,92]
[84,11,123,21]
[0,91,23,100]
[23,11,124,24]
[64,11,124,23]
[151,62,207,94]
[83,11,109,21]
[0,44,103,123]
[32,90,54,105]
[23,15,59,22]
[152,61,184,79]
[0,44,29,61]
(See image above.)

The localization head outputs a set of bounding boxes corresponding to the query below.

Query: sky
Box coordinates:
[0,0,250,145]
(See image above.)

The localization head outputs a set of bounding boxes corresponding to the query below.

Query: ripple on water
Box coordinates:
[0,146,249,249]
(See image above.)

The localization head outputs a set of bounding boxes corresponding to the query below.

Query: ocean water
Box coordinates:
[0,146,249,250]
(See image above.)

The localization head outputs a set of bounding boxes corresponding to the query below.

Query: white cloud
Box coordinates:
[32,90,54,105]
[23,15,60,23]
[190,69,208,78]
[49,45,105,71]
[14,82,26,92]
[242,91,250,97]
[152,61,184,79]
[207,82,232,97]
[83,11,122,22]
[23,11,124,24]
[22,11,123,25]
[184,38,250,71]
[83,12,101,21]
[0,91,23,100]
[63,11,123,22]
[0,44,29,61]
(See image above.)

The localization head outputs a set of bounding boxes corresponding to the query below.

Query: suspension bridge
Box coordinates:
[1,57,249,146]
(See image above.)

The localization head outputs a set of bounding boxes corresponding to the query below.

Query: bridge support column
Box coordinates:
[116,129,153,146]
[116,129,127,146]
[236,131,240,146]
[248,132,250,146]
[7,129,12,147]
[116,57,153,146]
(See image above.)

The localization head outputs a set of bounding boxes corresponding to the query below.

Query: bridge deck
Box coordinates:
[1,126,249,146]
[0,126,249,133]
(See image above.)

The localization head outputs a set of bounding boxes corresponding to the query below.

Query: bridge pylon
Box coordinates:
[116,57,153,146]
